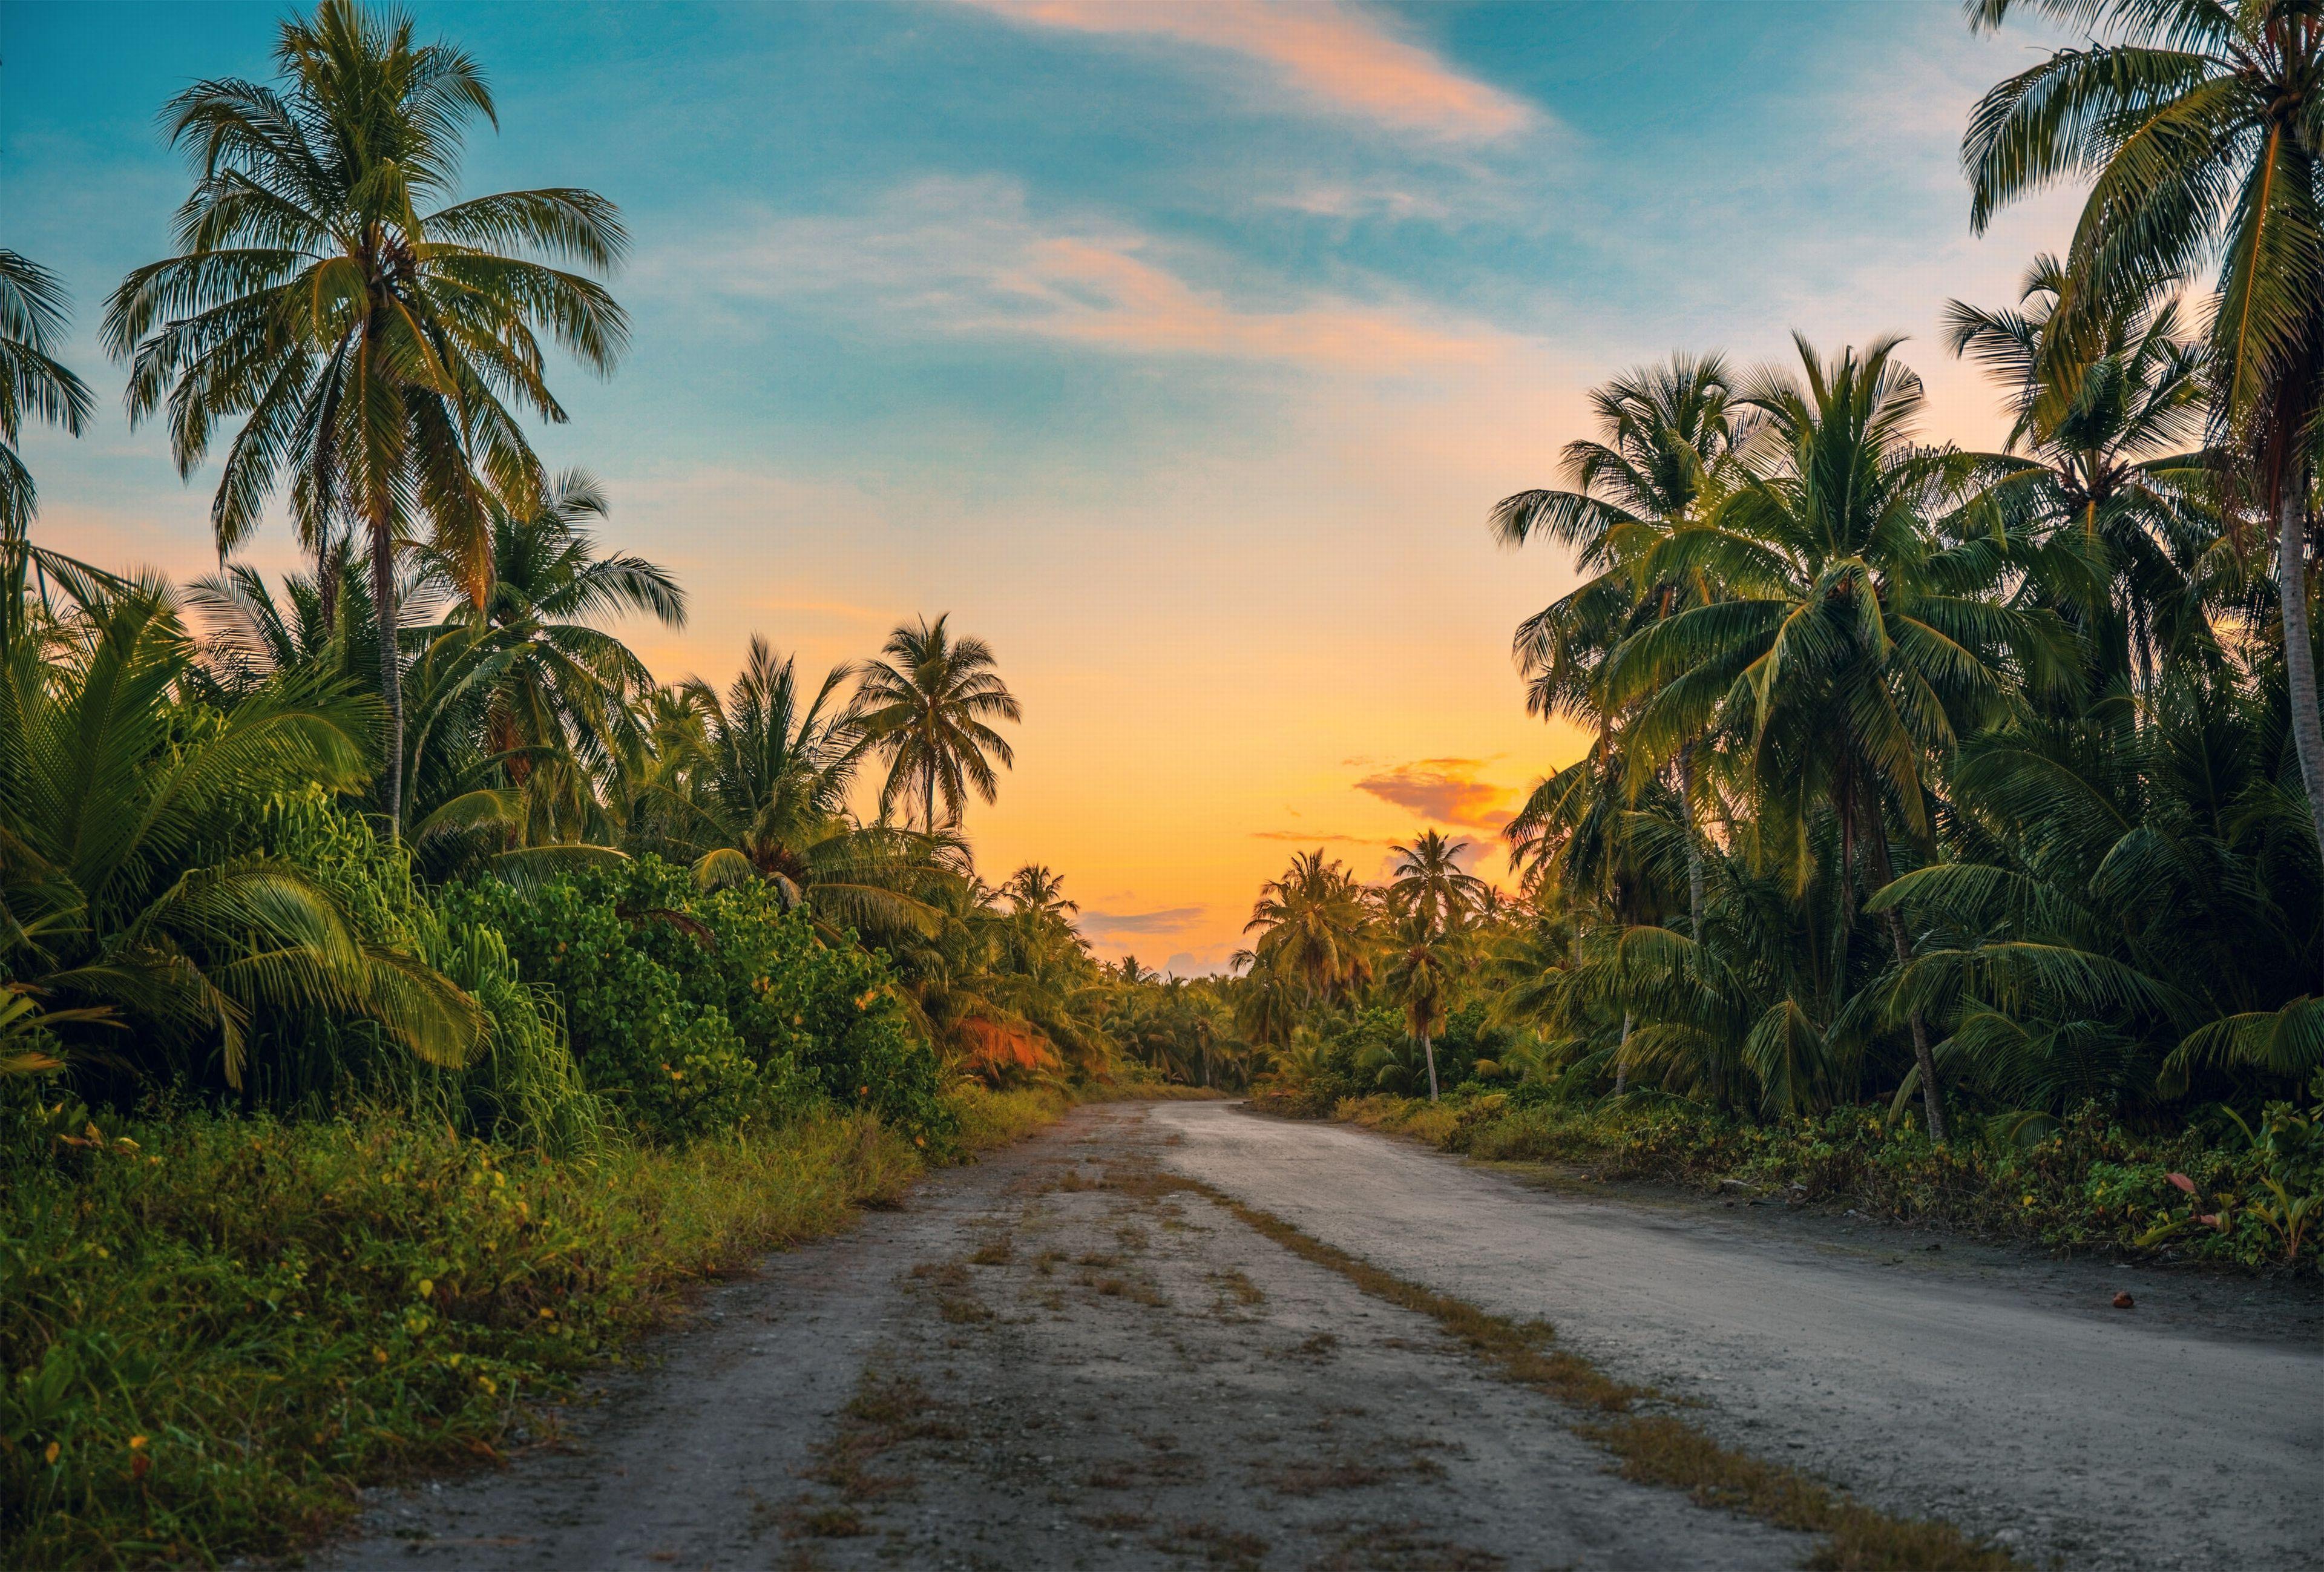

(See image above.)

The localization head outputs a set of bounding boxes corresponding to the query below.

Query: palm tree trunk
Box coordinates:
[1421,1031,1439,1102]
[370,514,402,836]
[2276,470,2324,884]
[1678,743,1705,933]
[318,531,340,636]
[925,769,936,835]
[1866,817,1945,1143]
[1884,908,1946,1143]
[1613,1011,1630,1096]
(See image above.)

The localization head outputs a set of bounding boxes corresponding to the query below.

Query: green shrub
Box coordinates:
[441,859,951,1144]
[248,793,605,1152]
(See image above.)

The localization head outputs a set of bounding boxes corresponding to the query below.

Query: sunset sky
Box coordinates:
[3,0,2078,973]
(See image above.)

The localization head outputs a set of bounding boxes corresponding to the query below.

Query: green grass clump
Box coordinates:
[0,1088,1068,1567]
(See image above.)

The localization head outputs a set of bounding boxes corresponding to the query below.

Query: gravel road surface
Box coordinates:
[319,1100,2324,1570]
[1151,1100,2324,1570]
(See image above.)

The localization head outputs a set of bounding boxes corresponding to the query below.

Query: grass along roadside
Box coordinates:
[1097,1160,2020,1572]
[1295,1088,2324,1278]
[0,1083,1082,1568]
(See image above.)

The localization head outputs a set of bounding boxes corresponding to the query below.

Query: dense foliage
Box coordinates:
[0,7,1200,1560]
[1222,0,2324,1285]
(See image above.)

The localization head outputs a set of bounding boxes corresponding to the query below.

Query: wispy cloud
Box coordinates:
[951,0,1537,142]
[1079,904,1210,936]
[1249,829,1398,846]
[655,176,1504,373]
[1353,757,1514,831]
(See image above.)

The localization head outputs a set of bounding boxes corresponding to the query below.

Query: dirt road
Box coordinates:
[324,1102,2324,1571]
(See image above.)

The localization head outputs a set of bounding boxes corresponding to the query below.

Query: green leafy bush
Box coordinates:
[441,859,951,1143]
[249,793,605,1153]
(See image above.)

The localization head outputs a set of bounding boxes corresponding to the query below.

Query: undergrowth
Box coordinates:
[0,1082,1079,1567]
[1298,1086,2324,1275]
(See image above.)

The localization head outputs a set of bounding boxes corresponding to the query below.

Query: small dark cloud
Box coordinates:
[1079,905,1208,936]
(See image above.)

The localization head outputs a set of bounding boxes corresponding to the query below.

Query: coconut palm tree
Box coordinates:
[651,638,948,946]
[1382,907,1454,1100]
[102,0,627,830]
[1492,355,1748,929]
[1965,0,2324,863]
[857,614,1022,832]
[1607,337,2078,1138]
[1002,863,1078,921]
[404,470,683,840]
[1945,255,2219,690]
[0,250,93,533]
[1241,850,1374,1004]
[1387,830,1489,933]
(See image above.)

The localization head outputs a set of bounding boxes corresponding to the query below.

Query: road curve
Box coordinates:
[1152,1100,2324,1571]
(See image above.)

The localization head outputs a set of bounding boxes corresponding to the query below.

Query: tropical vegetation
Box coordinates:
[0,5,1194,1562]
[1230,0,2324,1286]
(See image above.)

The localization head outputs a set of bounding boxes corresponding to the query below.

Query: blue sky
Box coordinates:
[1,1,2077,971]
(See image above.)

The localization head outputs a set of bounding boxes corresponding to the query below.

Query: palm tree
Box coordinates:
[654,638,948,945]
[103,0,628,830]
[1965,0,2324,863]
[857,614,1022,832]
[1383,907,1454,1100]
[1387,830,1489,933]
[1607,337,2077,1138]
[405,470,683,841]
[1241,850,1374,1004]
[1945,255,2218,690]
[1002,863,1078,922]
[183,552,381,699]
[1492,355,1748,930]
[0,251,93,533]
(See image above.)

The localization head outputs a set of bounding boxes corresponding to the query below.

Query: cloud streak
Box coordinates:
[655,177,1505,373]
[1078,905,1210,936]
[1249,829,1399,846]
[951,0,1536,142]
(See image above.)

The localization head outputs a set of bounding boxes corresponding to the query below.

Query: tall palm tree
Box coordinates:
[1965,0,2324,862]
[1241,849,1374,1004]
[0,251,93,533]
[103,0,628,830]
[1609,337,2077,1138]
[857,614,1022,832]
[1387,829,1489,934]
[1492,355,1748,930]
[1945,255,2219,689]
[1383,907,1454,1100]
